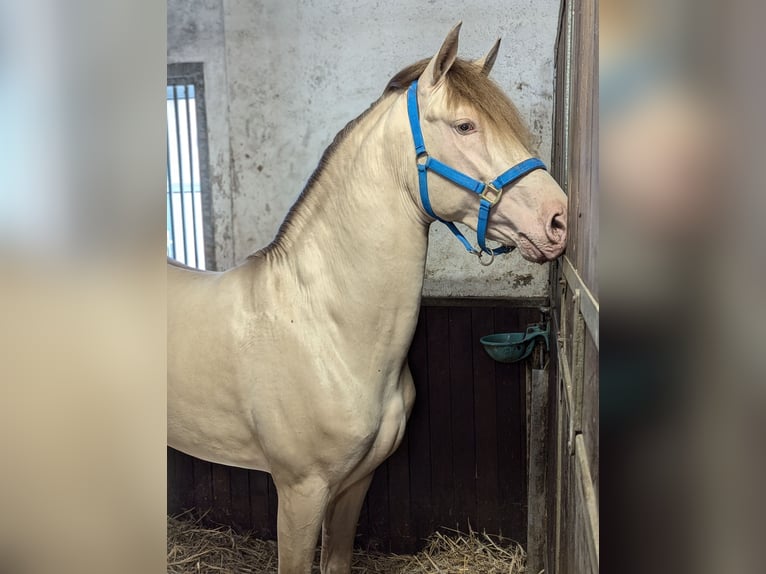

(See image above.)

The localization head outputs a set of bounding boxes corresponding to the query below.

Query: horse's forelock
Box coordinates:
[385,58,534,151]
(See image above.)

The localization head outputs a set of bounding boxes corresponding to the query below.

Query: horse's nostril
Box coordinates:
[547,212,567,245]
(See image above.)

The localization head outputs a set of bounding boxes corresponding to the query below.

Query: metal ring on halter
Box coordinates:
[477,250,495,266]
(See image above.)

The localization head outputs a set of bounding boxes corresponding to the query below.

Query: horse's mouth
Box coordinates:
[524,248,548,264]
[513,237,550,263]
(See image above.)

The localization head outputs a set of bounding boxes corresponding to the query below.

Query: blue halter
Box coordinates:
[406,81,546,263]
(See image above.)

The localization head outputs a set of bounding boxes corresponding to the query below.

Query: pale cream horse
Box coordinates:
[168,24,567,574]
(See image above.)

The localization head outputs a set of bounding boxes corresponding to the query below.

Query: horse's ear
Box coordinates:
[475,38,501,76]
[420,22,462,90]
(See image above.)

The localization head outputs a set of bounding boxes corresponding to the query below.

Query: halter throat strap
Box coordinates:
[406,81,546,260]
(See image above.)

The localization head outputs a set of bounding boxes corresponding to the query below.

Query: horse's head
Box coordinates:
[389,23,567,263]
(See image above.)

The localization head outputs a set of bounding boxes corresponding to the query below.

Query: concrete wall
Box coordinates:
[168,0,561,298]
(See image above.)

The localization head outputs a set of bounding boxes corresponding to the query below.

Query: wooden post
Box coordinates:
[527,364,549,574]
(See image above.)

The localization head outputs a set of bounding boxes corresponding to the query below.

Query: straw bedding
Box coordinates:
[168,512,526,573]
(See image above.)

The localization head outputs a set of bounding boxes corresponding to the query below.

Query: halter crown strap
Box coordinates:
[406,81,547,259]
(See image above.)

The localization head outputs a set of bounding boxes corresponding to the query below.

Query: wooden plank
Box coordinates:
[422,296,548,308]
[518,316,530,514]
[560,427,575,574]
[448,307,476,533]
[562,0,575,192]
[210,463,232,524]
[250,470,271,538]
[545,292,566,574]
[558,315,575,412]
[229,466,251,531]
[550,370,566,574]
[575,434,599,573]
[571,290,586,441]
[493,306,526,541]
[387,429,414,553]
[367,462,389,551]
[425,307,454,531]
[174,449,195,513]
[167,447,179,514]
[575,0,598,293]
[526,367,549,574]
[471,306,500,534]
[406,307,432,546]
[585,110,599,298]
[565,0,580,271]
[582,330,599,496]
[357,485,370,546]
[266,474,278,539]
[518,308,536,540]
[562,256,599,350]
[192,457,213,512]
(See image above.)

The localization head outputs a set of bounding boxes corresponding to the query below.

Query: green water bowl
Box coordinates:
[480,324,549,363]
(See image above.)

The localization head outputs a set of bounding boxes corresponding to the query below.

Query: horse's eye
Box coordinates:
[455,121,476,134]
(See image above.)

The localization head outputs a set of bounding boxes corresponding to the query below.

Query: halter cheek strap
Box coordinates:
[406,81,546,262]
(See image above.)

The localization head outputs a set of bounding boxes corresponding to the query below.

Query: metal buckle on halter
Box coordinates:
[415,151,429,166]
[480,182,503,207]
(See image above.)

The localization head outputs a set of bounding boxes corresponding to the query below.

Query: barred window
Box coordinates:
[166,63,214,269]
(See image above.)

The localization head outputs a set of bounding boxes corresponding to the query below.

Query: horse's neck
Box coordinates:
[264,93,428,355]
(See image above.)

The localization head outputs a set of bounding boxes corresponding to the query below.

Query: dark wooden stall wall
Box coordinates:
[168,303,543,554]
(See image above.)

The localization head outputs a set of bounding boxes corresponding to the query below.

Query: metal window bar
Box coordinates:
[166,83,206,269]
[184,85,198,268]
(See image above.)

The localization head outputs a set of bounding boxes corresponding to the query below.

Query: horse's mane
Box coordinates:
[250,58,534,260]
[248,98,383,260]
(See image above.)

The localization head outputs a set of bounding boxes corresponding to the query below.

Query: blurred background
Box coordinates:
[1,0,765,573]
[601,0,766,572]
[0,1,166,574]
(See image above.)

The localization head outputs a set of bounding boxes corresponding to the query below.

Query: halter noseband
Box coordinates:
[406,81,546,265]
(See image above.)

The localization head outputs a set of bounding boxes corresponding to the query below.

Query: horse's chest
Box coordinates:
[300,367,415,475]
[356,368,416,470]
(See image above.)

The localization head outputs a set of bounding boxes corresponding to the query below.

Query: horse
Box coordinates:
[168,23,567,574]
